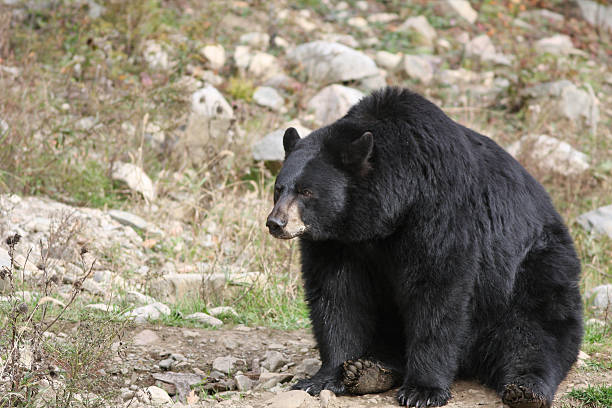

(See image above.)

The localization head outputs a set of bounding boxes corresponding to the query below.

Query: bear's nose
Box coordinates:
[266,215,287,234]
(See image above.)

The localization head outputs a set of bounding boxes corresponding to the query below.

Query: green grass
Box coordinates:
[567,385,612,408]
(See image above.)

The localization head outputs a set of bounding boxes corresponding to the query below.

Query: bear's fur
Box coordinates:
[266,87,583,407]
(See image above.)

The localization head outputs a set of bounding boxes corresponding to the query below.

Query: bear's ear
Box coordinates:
[283,127,300,157]
[342,131,373,173]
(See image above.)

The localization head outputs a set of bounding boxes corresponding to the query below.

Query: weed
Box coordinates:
[567,385,612,408]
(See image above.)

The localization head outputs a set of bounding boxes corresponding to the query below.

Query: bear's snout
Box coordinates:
[266,213,287,236]
[266,195,306,239]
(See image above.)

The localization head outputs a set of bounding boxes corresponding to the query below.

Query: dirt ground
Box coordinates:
[115,325,612,407]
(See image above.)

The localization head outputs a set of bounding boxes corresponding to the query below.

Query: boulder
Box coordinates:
[577,205,612,239]
[253,122,312,161]
[307,85,364,126]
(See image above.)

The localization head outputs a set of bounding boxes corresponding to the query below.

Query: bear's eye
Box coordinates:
[298,188,313,198]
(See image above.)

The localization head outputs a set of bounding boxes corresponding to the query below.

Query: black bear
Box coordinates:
[266,87,583,408]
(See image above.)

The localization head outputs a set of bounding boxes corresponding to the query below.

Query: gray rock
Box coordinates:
[133,329,160,346]
[320,33,359,48]
[253,86,284,111]
[108,210,149,231]
[185,312,223,327]
[149,273,203,302]
[152,372,203,403]
[158,358,174,370]
[519,9,564,23]
[200,44,226,70]
[465,34,513,66]
[534,35,580,55]
[248,52,280,79]
[402,55,434,84]
[125,290,156,306]
[263,390,314,408]
[295,358,321,378]
[82,279,104,296]
[375,51,403,71]
[86,1,105,19]
[240,32,270,48]
[262,350,287,372]
[111,162,155,202]
[85,303,116,313]
[136,386,173,406]
[208,306,238,317]
[367,13,399,24]
[506,134,589,176]
[287,41,379,84]
[445,0,478,24]
[190,85,233,119]
[212,356,241,375]
[128,302,171,324]
[399,16,436,45]
[588,284,612,310]
[577,205,612,239]
[577,0,612,32]
[307,85,364,126]
[258,372,293,389]
[252,122,312,161]
[319,390,336,408]
[235,374,254,391]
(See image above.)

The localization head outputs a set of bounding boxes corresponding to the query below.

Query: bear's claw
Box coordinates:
[397,385,450,407]
[502,384,549,408]
[342,359,397,395]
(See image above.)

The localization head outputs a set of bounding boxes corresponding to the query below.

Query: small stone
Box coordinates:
[367,13,398,24]
[213,356,241,375]
[85,303,116,313]
[253,86,284,111]
[137,386,173,406]
[240,32,270,48]
[577,206,612,239]
[191,85,233,119]
[534,35,579,55]
[143,41,170,70]
[158,358,174,370]
[319,390,336,408]
[133,329,160,346]
[307,85,364,126]
[347,17,368,29]
[235,374,254,391]
[208,306,238,318]
[507,134,589,176]
[259,372,293,389]
[125,291,156,306]
[128,302,171,324]
[264,390,314,408]
[402,55,434,84]
[248,52,280,79]
[399,16,436,45]
[375,51,403,71]
[577,0,612,32]
[108,210,149,231]
[252,122,312,161]
[588,284,612,310]
[185,312,223,327]
[201,44,226,70]
[295,358,321,378]
[111,162,155,202]
[445,0,478,24]
[262,350,287,372]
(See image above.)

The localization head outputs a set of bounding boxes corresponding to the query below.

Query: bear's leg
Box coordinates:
[394,265,473,407]
[293,244,380,395]
[482,243,583,408]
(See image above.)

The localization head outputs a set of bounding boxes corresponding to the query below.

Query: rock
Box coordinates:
[534,35,579,55]
[506,135,589,176]
[287,41,379,85]
[108,210,149,231]
[82,279,104,296]
[445,0,478,24]
[347,16,368,30]
[319,390,337,408]
[295,358,321,378]
[402,55,434,84]
[519,9,564,23]
[137,386,173,406]
[143,41,170,70]
[111,162,155,202]
[259,372,294,389]
[133,329,160,346]
[577,205,612,239]
[586,318,605,327]
[149,273,202,302]
[253,122,312,161]
[248,52,280,79]
[125,290,156,306]
[190,85,233,119]
[577,0,612,32]
[359,72,387,92]
[87,0,105,19]
[465,34,513,66]
[208,306,238,317]
[201,44,226,70]
[588,284,612,309]
[212,356,241,375]
[240,32,270,48]
[375,50,403,71]
[128,302,171,324]
[307,85,364,126]
[185,312,223,327]
[158,358,174,370]
[523,81,599,130]
[264,390,316,408]
[253,86,284,111]
[262,350,287,372]
[234,45,252,69]
[320,33,359,48]
[399,16,437,45]
[85,303,116,313]
[235,374,254,391]
[152,372,203,403]
[367,13,399,24]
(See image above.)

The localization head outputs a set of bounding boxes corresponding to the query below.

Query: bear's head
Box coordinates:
[266,126,373,241]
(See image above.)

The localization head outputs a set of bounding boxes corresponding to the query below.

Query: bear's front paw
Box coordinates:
[292,375,345,396]
[397,385,451,407]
